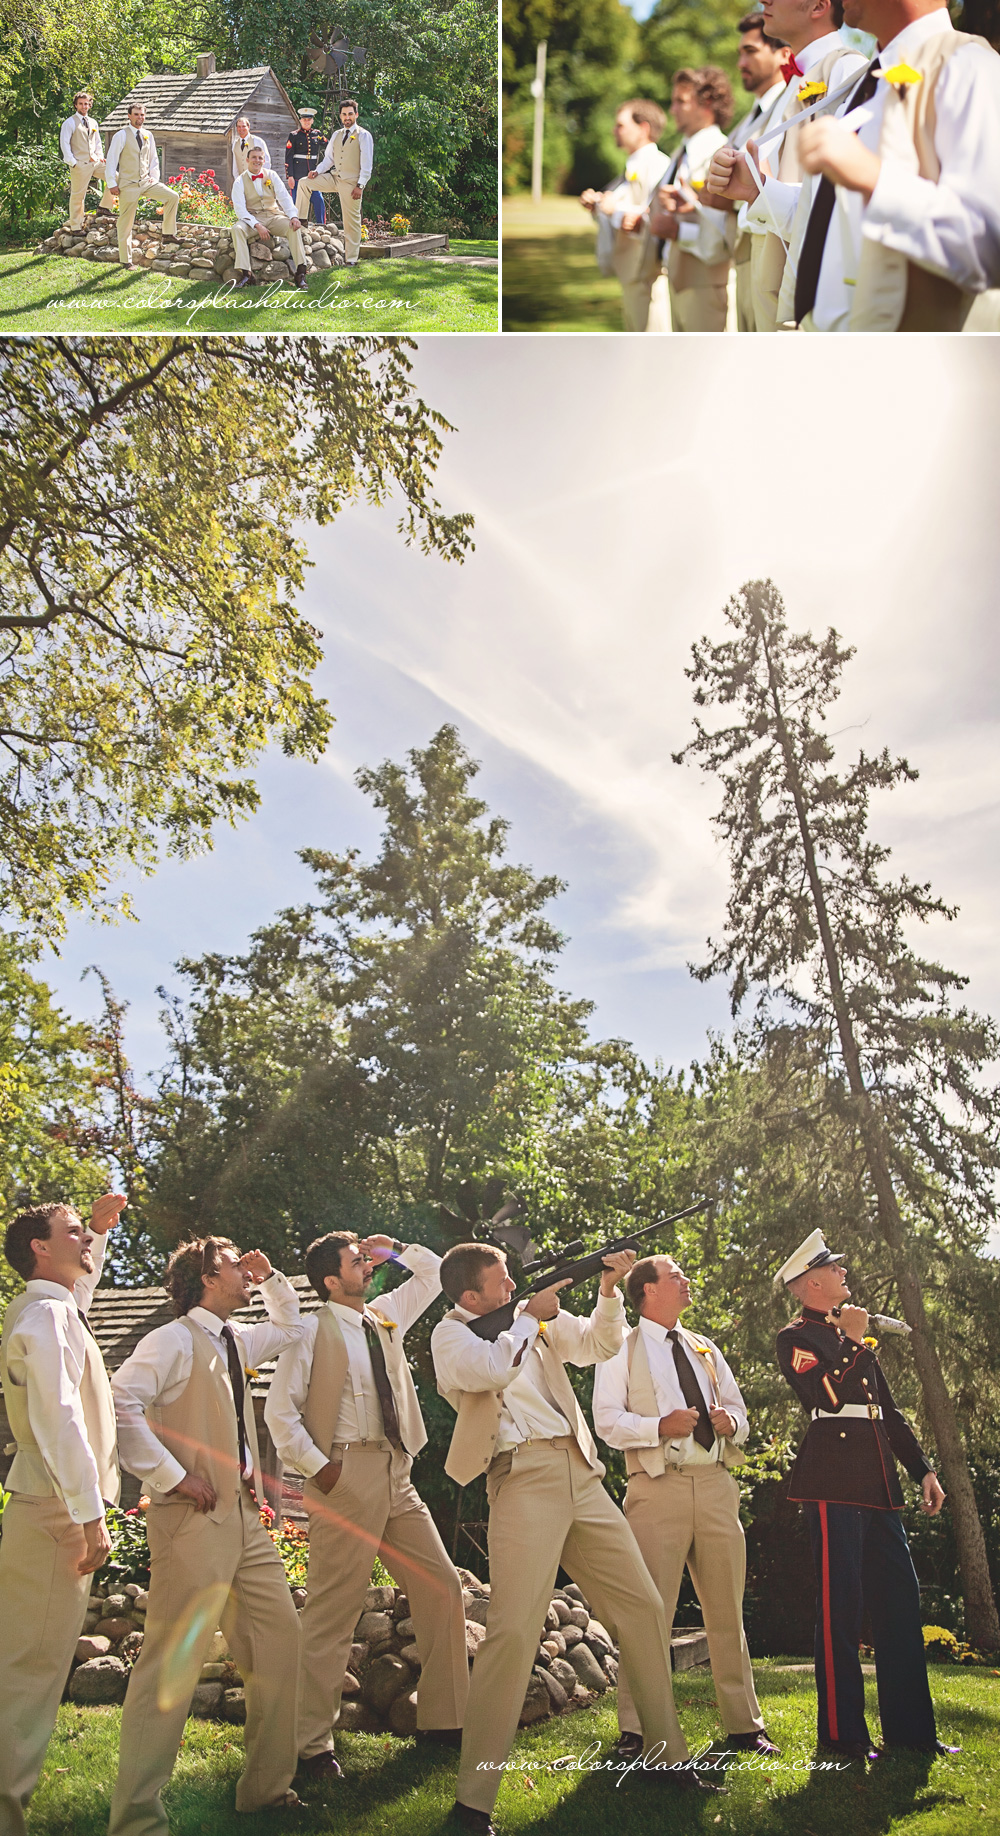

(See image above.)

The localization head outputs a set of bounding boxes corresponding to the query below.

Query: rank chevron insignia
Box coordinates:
[791,1346,819,1374]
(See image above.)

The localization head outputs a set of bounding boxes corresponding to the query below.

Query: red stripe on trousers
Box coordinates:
[818,1501,838,1743]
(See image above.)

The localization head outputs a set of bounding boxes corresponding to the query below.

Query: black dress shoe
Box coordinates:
[818,1738,879,1762]
[879,1738,961,1757]
[296,1750,342,1780]
[610,1731,644,1761]
[293,263,308,289]
[452,1804,497,1835]
[415,1728,463,1748]
[724,1730,781,1754]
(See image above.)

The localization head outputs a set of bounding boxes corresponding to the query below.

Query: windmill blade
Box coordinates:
[438,1205,475,1243]
[489,1221,540,1265]
[489,1194,524,1228]
[481,1176,505,1218]
[455,1181,481,1223]
[352,46,368,64]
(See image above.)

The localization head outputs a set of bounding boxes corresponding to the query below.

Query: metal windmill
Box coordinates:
[301,26,369,131]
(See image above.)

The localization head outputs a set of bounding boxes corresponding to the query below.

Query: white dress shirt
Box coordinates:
[315,124,374,187]
[110,1272,303,1496]
[666,125,730,264]
[60,113,103,166]
[105,127,161,189]
[606,139,672,228]
[743,32,868,239]
[592,1316,749,1466]
[232,167,298,225]
[231,132,270,179]
[731,77,788,151]
[432,1292,625,1453]
[265,1245,441,1477]
[1,1234,108,1523]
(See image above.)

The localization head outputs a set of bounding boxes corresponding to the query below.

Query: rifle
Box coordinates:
[465,1200,710,1342]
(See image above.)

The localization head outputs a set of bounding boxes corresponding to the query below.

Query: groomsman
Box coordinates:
[432,1243,718,1834]
[231,117,270,180]
[787,0,1000,330]
[230,145,308,290]
[775,1230,950,1759]
[647,66,734,332]
[0,1193,125,1836]
[104,103,179,268]
[579,100,671,332]
[266,1232,468,1781]
[285,106,328,224]
[59,90,107,229]
[108,1237,305,1833]
[706,0,867,329]
[727,17,789,329]
[593,1255,775,1759]
[295,98,374,265]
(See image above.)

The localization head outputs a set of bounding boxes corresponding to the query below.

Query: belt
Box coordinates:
[811,1403,882,1420]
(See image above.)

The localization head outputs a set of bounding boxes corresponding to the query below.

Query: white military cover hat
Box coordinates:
[772,1228,844,1295]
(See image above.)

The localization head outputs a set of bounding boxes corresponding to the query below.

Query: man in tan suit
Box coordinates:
[724,17,789,330]
[295,98,374,264]
[593,1255,776,1761]
[104,103,179,268]
[266,1230,468,1781]
[0,1191,126,1836]
[60,91,107,230]
[231,145,308,290]
[648,67,734,332]
[108,1237,305,1834]
[580,100,670,332]
[432,1243,722,1833]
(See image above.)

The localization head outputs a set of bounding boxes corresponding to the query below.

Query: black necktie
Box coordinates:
[77,1305,97,1341]
[793,59,881,325]
[363,1316,402,1449]
[221,1323,250,1476]
[667,1329,715,1451]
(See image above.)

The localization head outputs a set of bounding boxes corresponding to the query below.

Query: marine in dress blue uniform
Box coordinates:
[774,1231,951,1762]
[286,108,327,224]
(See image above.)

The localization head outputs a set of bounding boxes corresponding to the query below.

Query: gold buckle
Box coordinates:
[868,1404,880,1420]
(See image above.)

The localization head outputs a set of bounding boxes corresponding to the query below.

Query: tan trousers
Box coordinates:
[735,253,756,332]
[456,1438,688,1815]
[299,1441,468,1756]
[619,1464,763,1738]
[669,280,728,332]
[0,1494,92,1836]
[68,159,106,229]
[109,1486,300,1836]
[106,183,178,265]
[296,174,362,262]
[231,213,306,273]
[620,277,655,333]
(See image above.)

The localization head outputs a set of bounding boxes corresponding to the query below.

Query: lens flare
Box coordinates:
[156,1581,232,1712]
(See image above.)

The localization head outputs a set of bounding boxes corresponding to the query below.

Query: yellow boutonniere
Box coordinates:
[536,1320,548,1339]
[862,1336,878,1350]
[880,62,923,96]
[797,80,827,102]
[371,1311,398,1337]
[244,1366,260,1380]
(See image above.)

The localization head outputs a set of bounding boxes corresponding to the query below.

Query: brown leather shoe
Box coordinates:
[724,1730,781,1755]
[415,1728,463,1748]
[610,1731,644,1761]
[453,1805,497,1836]
[235,272,261,289]
[293,264,308,289]
[296,1750,342,1780]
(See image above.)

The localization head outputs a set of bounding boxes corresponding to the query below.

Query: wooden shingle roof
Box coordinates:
[88,1274,324,1394]
[100,67,298,138]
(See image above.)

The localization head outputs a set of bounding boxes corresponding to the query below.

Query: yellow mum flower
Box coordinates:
[881,62,923,90]
[797,80,827,101]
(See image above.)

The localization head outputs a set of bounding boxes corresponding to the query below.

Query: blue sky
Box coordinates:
[43,340,1000,1127]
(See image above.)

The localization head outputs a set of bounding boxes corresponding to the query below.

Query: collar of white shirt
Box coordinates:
[327,1299,368,1329]
[798,29,849,74]
[638,1315,683,1345]
[187,1305,230,1339]
[877,7,951,61]
[683,125,724,166]
[756,78,788,111]
[24,1278,78,1306]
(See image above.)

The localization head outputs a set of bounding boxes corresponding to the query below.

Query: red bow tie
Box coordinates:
[780,51,804,82]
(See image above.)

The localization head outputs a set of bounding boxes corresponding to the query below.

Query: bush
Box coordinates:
[0,139,67,235]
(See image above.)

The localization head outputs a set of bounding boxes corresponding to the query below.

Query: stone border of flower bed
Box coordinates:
[66,1567,621,1734]
[34,219,448,286]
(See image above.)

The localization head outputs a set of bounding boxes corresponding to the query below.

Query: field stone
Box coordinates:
[465,1620,487,1662]
[464,1598,490,1628]
[534,1647,550,1668]
[313,250,333,270]
[341,1671,361,1696]
[584,1620,614,1659]
[75,1635,110,1662]
[604,1656,619,1684]
[395,1618,415,1641]
[561,1625,583,1650]
[548,1657,578,1693]
[291,1588,308,1610]
[398,1643,421,1669]
[518,1672,551,1726]
[355,1611,393,1645]
[572,1683,590,1704]
[388,1689,419,1737]
[337,1700,383,1734]
[566,1606,590,1631]
[392,1594,410,1620]
[190,1681,224,1717]
[538,1667,569,1713]
[349,1641,368,1672]
[362,1654,413,1716]
[567,1642,606,1693]
[119,1632,145,1665]
[199,1662,227,1681]
[94,1617,132,1643]
[552,1599,574,1626]
[70,1656,128,1704]
[544,1604,560,1633]
[103,1594,129,1616]
[562,1584,589,1607]
[221,1688,247,1724]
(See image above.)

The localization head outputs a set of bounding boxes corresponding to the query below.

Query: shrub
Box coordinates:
[0,140,66,234]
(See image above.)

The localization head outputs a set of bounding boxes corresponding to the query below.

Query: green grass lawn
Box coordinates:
[26,1663,999,1836]
[0,244,498,333]
[502,195,625,334]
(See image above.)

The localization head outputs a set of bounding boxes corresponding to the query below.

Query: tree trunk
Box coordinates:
[760,623,1000,1649]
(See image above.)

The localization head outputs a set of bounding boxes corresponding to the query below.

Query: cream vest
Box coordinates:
[664,132,731,293]
[622,1323,745,1478]
[440,1311,604,1488]
[232,136,255,176]
[330,128,363,183]
[147,1316,262,1524]
[752,45,857,330]
[241,170,282,218]
[1,1290,120,1506]
[71,118,103,162]
[117,128,154,189]
[300,1304,428,1499]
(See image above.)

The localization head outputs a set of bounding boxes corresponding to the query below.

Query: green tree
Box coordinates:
[674,577,1000,1648]
[503,0,639,194]
[0,337,472,941]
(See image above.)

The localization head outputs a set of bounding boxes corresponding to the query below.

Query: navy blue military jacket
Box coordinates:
[776,1306,933,1509]
[286,126,328,181]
